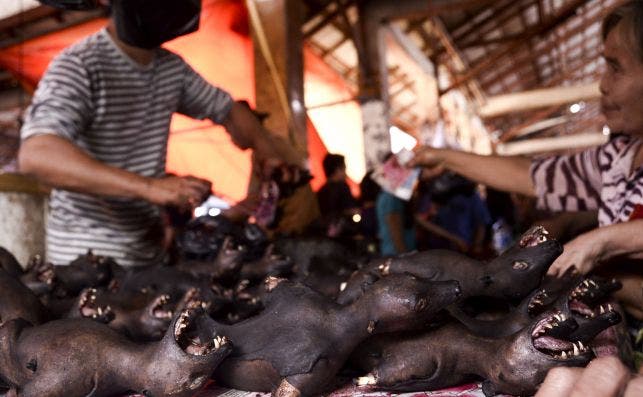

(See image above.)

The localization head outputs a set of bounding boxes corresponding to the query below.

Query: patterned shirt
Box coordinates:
[530,134,643,226]
[21,28,233,266]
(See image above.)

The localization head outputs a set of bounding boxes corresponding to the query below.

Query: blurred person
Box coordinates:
[376,155,417,256]
[18,0,308,266]
[223,101,320,237]
[408,1,643,319]
[358,170,381,244]
[315,153,358,236]
[415,172,492,257]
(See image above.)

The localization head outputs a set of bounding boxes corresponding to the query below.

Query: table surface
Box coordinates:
[187,382,505,397]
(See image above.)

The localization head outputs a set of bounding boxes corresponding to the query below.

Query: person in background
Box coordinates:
[224,101,320,236]
[408,0,643,320]
[376,155,417,256]
[416,172,492,257]
[357,170,381,246]
[316,153,359,232]
[18,0,306,267]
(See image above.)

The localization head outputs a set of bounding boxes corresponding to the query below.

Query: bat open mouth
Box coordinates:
[150,294,173,320]
[531,312,592,361]
[29,255,55,285]
[569,278,622,309]
[78,288,114,323]
[174,308,229,356]
[527,289,552,315]
[568,277,620,319]
[519,226,549,248]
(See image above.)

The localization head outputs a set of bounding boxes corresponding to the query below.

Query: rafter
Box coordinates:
[443,0,592,95]
[478,5,605,90]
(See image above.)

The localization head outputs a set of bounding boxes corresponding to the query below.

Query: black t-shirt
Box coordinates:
[316,181,357,219]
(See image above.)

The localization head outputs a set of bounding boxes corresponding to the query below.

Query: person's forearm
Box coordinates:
[224,102,303,167]
[255,131,303,167]
[19,134,150,199]
[596,220,643,260]
[415,216,468,248]
[441,150,535,196]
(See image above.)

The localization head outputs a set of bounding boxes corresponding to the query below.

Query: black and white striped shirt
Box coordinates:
[530,134,643,226]
[21,28,233,266]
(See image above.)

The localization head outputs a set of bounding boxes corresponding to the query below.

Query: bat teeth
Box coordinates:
[573,342,580,356]
[356,374,377,386]
[339,282,347,292]
[211,336,228,351]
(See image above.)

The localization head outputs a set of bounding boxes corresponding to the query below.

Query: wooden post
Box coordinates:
[247,0,307,155]
[478,82,600,118]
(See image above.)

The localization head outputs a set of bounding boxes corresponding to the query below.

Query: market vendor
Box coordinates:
[408,0,643,320]
[18,0,303,267]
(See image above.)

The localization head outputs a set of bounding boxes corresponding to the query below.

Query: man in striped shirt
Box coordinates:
[18,0,302,267]
[408,1,643,320]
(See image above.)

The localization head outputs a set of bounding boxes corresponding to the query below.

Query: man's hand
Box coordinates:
[547,228,605,277]
[145,175,211,211]
[407,146,446,178]
[535,356,643,397]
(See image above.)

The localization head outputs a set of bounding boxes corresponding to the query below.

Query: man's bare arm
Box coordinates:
[222,102,303,167]
[18,134,210,207]
[409,147,535,196]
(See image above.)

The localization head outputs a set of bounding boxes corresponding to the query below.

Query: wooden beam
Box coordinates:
[442,0,591,95]
[451,0,515,42]
[498,105,563,140]
[457,31,529,48]
[479,82,599,118]
[512,115,570,137]
[431,17,485,104]
[457,0,538,47]
[249,0,307,152]
[0,8,104,49]
[495,132,607,155]
[478,0,618,88]
[303,4,342,38]
[0,6,58,34]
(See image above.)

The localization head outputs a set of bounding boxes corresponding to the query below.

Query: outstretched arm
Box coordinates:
[18,134,211,209]
[222,101,304,167]
[547,219,643,277]
[408,147,535,196]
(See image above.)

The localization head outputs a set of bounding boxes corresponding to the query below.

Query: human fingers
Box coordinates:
[535,366,583,397]
[546,251,579,278]
[569,356,631,397]
[183,176,212,192]
[181,177,212,203]
[624,375,643,397]
[408,146,436,167]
